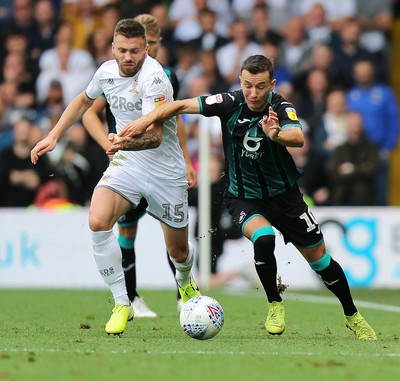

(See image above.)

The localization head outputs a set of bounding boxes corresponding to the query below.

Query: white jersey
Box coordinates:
[86,56,186,180]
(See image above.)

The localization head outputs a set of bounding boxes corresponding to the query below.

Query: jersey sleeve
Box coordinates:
[272,94,302,130]
[85,68,103,100]
[141,71,174,115]
[198,91,239,118]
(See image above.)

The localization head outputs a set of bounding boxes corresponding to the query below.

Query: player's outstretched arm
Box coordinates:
[118,98,200,138]
[31,92,94,164]
[106,122,163,155]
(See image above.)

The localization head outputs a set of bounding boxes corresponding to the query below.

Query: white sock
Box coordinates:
[91,229,130,306]
[170,241,194,287]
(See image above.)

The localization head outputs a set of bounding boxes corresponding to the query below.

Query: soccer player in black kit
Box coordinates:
[109,54,377,340]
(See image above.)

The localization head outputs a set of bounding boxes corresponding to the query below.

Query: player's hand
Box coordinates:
[31,136,57,164]
[119,117,150,138]
[186,163,197,189]
[262,106,281,141]
[106,133,123,155]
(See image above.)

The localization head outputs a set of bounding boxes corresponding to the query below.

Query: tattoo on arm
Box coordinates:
[120,130,161,151]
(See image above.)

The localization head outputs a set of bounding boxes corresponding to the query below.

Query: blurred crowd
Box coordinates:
[0,0,399,209]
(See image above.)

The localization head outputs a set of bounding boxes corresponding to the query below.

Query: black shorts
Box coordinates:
[117,198,148,226]
[225,185,324,248]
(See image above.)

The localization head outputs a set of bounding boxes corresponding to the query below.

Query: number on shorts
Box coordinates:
[162,203,185,223]
[299,208,320,233]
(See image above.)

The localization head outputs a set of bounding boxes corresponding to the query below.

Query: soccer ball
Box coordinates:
[179,295,224,340]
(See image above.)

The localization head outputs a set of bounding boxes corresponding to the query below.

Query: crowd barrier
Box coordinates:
[1,207,400,289]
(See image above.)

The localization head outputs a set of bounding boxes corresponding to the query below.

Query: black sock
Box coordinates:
[316,258,357,316]
[121,247,138,302]
[166,251,180,300]
[254,235,282,303]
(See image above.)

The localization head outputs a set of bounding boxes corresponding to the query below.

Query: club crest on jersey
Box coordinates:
[130,78,138,94]
[205,94,223,105]
[154,96,166,107]
[285,107,298,120]
[238,211,247,224]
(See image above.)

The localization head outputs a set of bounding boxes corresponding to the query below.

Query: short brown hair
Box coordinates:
[114,18,146,41]
[241,55,274,79]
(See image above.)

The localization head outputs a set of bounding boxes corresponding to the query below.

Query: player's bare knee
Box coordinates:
[89,215,112,232]
[168,244,189,262]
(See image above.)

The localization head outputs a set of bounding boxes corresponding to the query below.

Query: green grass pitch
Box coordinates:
[0,288,399,381]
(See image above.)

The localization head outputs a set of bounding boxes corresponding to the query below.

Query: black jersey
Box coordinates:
[198,90,303,199]
[162,65,180,100]
[103,64,180,134]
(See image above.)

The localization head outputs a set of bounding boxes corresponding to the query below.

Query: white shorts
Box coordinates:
[96,165,189,229]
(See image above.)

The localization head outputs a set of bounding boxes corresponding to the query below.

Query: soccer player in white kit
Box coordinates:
[31,19,201,335]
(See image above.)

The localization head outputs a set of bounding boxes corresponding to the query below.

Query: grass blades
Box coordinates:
[0,288,399,381]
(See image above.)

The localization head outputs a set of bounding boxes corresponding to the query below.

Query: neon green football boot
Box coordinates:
[265,301,286,335]
[345,311,377,340]
[178,274,201,303]
[105,303,134,335]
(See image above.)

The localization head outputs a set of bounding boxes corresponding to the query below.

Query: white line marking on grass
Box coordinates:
[1,348,399,358]
[227,289,400,313]
[284,293,400,313]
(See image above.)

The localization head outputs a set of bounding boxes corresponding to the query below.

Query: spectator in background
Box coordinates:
[355,0,392,68]
[119,0,161,19]
[150,3,177,67]
[287,132,330,206]
[294,68,329,140]
[0,78,36,128]
[189,8,229,52]
[331,18,377,89]
[86,28,112,67]
[1,52,36,108]
[35,79,66,134]
[294,0,356,33]
[98,3,121,41]
[346,59,399,205]
[29,0,60,63]
[294,43,341,93]
[168,0,232,43]
[1,29,38,93]
[231,0,293,35]
[174,42,201,100]
[0,0,35,40]
[329,111,379,206]
[196,50,229,95]
[63,0,103,50]
[303,2,338,47]
[216,18,262,90]
[36,23,96,105]
[312,89,348,170]
[0,117,53,206]
[248,2,282,46]
[278,16,312,78]
[53,125,95,205]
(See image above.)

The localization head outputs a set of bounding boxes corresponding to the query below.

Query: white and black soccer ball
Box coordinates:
[179,295,224,340]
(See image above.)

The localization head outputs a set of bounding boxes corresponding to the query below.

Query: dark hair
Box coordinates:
[241,55,274,79]
[114,19,146,41]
